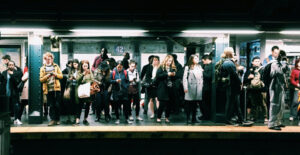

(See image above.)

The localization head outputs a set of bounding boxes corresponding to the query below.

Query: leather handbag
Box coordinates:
[63,87,71,100]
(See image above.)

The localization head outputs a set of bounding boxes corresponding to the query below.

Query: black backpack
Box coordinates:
[261,62,273,87]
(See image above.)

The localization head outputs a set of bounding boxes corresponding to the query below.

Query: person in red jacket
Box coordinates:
[290,58,300,122]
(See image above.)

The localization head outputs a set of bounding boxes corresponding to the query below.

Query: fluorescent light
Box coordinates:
[70,29,148,37]
[0,28,52,33]
[182,30,262,34]
[280,31,300,35]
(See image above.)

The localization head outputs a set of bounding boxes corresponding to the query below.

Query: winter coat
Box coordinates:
[20,72,28,100]
[183,65,203,101]
[40,63,63,94]
[156,66,178,101]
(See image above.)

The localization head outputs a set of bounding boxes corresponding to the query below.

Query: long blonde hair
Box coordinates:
[161,55,177,71]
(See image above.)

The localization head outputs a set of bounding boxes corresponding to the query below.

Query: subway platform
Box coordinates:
[10,110,300,155]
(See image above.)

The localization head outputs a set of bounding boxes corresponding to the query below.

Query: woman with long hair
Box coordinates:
[145,56,160,118]
[183,54,203,124]
[74,60,94,125]
[155,55,177,123]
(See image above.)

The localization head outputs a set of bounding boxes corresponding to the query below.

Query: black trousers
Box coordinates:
[16,100,28,120]
[114,100,130,120]
[185,101,198,121]
[225,88,243,123]
[157,100,171,119]
[200,89,211,120]
[76,98,91,119]
[95,91,110,119]
[128,93,140,116]
[47,91,61,121]
[8,96,18,119]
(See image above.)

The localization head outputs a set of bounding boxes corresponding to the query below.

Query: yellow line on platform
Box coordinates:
[10,126,300,133]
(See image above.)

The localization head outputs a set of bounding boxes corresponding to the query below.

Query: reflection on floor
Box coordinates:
[11,106,300,128]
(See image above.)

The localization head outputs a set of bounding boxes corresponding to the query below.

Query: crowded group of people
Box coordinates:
[0,45,299,130]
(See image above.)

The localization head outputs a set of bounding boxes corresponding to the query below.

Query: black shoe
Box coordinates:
[269,126,281,130]
[277,124,285,128]
[83,120,89,125]
[240,121,254,127]
[105,117,110,123]
[225,121,237,125]
[95,118,100,122]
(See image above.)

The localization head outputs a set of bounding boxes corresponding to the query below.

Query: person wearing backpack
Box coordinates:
[289,58,300,123]
[127,60,143,121]
[221,47,253,126]
[110,60,130,124]
[243,56,268,122]
[262,46,280,123]
[92,48,109,72]
[268,50,289,130]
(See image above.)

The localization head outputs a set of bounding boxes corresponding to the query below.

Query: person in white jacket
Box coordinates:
[127,60,143,121]
[183,54,203,124]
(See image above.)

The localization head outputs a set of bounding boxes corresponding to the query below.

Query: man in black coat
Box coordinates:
[200,54,213,120]
[2,61,22,123]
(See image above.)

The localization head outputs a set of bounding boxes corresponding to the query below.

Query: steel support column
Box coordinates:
[28,33,43,124]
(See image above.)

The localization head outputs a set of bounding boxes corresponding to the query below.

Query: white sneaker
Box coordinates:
[14,119,23,125]
[115,119,120,124]
[127,119,133,124]
[150,114,155,119]
[136,116,143,121]
[129,116,134,121]
[289,117,294,121]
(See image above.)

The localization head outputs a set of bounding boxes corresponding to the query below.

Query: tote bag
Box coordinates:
[78,82,91,98]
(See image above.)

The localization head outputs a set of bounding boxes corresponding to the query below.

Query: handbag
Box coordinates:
[128,85,138,95]
[90,81,100,95]
[63,87,71,100]
[78,82,91,98]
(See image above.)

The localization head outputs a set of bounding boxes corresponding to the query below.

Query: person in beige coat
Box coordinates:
[183,54,203,124]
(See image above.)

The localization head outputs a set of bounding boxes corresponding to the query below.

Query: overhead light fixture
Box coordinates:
[182,30,262,34]
[70,29,148,37]
[0,28,52,33]
[279,31,300,35]
[0,28,53,37]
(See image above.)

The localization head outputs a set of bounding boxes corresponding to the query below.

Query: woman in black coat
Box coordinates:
[155,55,177,123]
[145,56,160,118]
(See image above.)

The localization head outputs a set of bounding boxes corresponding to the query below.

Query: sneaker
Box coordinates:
[14,119,22,125]
[56,121,60,125]
[48,120,56,126]
[136,116,143,121]
[165,118,170,123]
[115,119,120,124]
[289,117,294,121]
[129,116,134,121]
[150,114,155,119]
[127,119,133,124]
[156,118,161,123]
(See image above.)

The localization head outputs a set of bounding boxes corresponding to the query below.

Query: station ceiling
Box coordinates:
[1,0,300,31]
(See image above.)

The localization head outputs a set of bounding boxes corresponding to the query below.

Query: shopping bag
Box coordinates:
[78,82,91,98]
